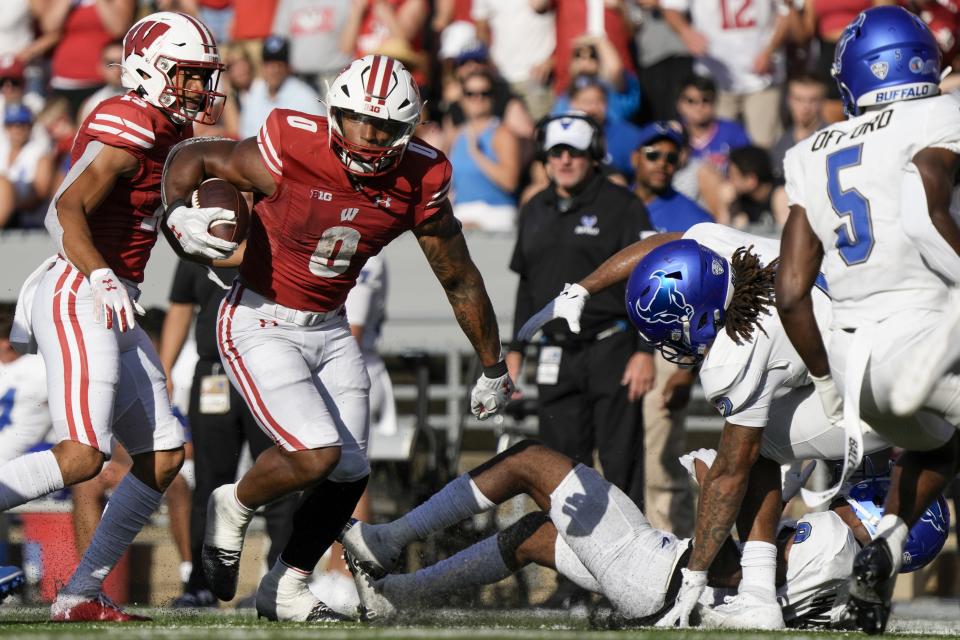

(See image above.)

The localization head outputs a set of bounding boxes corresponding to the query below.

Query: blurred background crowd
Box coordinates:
[2,0,959,235]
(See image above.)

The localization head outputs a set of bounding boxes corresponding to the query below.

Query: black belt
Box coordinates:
[543,320,630,347]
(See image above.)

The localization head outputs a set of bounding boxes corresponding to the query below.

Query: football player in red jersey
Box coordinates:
[160,54,515,622]
[2,12,235,622]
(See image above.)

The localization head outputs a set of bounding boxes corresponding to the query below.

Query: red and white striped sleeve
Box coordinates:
[414,155,453,225]
[256,109,285,183]
[84,100,157,152]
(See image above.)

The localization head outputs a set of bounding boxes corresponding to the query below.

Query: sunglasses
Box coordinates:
[547,145,588,159]
[573,48,598,60]
[642,148,680,165]
[0,77,23,88]
[463,89,493,99]
[680,94,714,106]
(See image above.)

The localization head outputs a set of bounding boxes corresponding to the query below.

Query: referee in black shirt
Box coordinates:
[161,261,295,607]
[506,113,655,508]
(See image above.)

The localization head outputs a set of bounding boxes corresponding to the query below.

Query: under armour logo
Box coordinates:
[169,224,183,239]
[258,319,278,328]
[102,278,118,292]
[374,196,392,209]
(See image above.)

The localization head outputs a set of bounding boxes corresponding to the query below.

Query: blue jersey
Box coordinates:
[690,119,751,173]
[646,188,713,233]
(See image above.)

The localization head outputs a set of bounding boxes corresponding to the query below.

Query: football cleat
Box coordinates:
[0,566,25,603]
[699,591,785,630]
[255,562,351,623]
[202,484,253,601]
[344,550,397,622]
[339,518,403,579]
[170,588,218,609]
[845,538,896,635]
[50,592,150,622]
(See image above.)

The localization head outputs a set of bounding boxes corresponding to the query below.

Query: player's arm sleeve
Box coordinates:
[83,101,156,157]
[783,146,807,209]
[413,153,453,226]
[256,109,286,185]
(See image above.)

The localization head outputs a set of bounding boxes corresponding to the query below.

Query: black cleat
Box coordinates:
[306,601,352,623]
[201,544,242,602]
[845,538,896,635]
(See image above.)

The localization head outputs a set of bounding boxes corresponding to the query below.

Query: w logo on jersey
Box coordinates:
[123,20,171,58]
[633,270,694,326]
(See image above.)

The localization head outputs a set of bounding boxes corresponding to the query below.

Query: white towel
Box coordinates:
[11,255,58,354]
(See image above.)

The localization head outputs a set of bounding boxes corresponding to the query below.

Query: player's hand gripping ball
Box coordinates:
[191,178,250,243]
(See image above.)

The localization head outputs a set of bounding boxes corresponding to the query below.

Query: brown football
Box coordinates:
[191,178,250,243]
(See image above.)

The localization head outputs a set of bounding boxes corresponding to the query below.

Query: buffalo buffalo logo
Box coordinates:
[633,270,693,326]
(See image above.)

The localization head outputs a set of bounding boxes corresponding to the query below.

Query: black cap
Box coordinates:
[262,35,290,63]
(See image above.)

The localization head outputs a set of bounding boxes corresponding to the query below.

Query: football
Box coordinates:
[191,177,250,243]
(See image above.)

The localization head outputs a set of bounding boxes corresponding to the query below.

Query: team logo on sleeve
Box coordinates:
[794,522,812,543]
[633,270,694,325]
[713,396,733,417]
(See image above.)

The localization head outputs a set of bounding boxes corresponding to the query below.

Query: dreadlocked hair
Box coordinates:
[724,245,779,345]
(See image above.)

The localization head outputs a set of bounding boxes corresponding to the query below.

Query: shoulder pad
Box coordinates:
[83,95,158,151]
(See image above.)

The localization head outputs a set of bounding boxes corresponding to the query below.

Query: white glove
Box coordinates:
[656,568,707,628]
[811,372,843,425]
[517,283,590,341]
[677,448,717,485]
[166,203,239,260]
[90,268,135,332]
[470,362,515,420]
[781,460,817,502]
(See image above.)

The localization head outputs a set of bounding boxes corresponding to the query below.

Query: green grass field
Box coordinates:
[1,604,959,640]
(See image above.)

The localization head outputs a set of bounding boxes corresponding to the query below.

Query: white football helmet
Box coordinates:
[121,12,224,125]
[326,55,422,176]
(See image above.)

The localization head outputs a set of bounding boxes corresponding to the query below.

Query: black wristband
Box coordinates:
[483,360,508,378]
[164,198,187,220]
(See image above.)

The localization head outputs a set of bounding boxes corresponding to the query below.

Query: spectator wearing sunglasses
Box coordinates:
[629,121,711,539]
[550,35,642,123]
[449,69,521,231]
[675,74,750,175]
[631,121,712,233]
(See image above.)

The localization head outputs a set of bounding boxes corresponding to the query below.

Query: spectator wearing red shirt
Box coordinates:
[43,0,135,118]
[530,0,636,97]
[197,0,234,45]
[340,0,429,85]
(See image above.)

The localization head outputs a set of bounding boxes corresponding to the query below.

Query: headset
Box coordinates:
[533,112,606,163]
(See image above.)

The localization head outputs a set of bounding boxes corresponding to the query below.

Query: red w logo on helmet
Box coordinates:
[124,20,171,58]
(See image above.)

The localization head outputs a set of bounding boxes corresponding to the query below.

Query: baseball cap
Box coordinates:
[543,112,596,152]
[0,54,25,81]
[3,103,32,126]
[262,35,290,63]
[637,121,685,149]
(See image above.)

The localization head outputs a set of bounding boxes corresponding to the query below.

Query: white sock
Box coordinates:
[393,474,496,544]
[381,534,510,606]
[739,540,777,601]
[63,473,162,597]
[0,450,64,511]
[876,514,908,574]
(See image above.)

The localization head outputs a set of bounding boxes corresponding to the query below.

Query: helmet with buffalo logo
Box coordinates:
[625,239,733,365]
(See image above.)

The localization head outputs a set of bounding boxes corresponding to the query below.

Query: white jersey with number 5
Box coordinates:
[783,94,960,330]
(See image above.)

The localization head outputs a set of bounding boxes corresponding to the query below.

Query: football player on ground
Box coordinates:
[344,442,947,630]
[160,55,514,622]
[0,301,48,601]
[775,6,960,634]
[1,12,232,621]
[510,224,925,629]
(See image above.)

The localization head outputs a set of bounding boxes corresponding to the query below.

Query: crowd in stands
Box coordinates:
[0,0,958,235]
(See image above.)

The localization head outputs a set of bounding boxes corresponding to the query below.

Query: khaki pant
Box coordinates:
[643,356,695,537]
[716,85,783,149]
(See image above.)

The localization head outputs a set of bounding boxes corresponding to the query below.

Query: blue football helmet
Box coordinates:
[845,476,949,573]
[624,240,732,365]
[832,6,941,117]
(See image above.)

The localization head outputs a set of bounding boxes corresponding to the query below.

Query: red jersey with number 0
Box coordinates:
[247,109,451,311]
[50,92,192,283]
